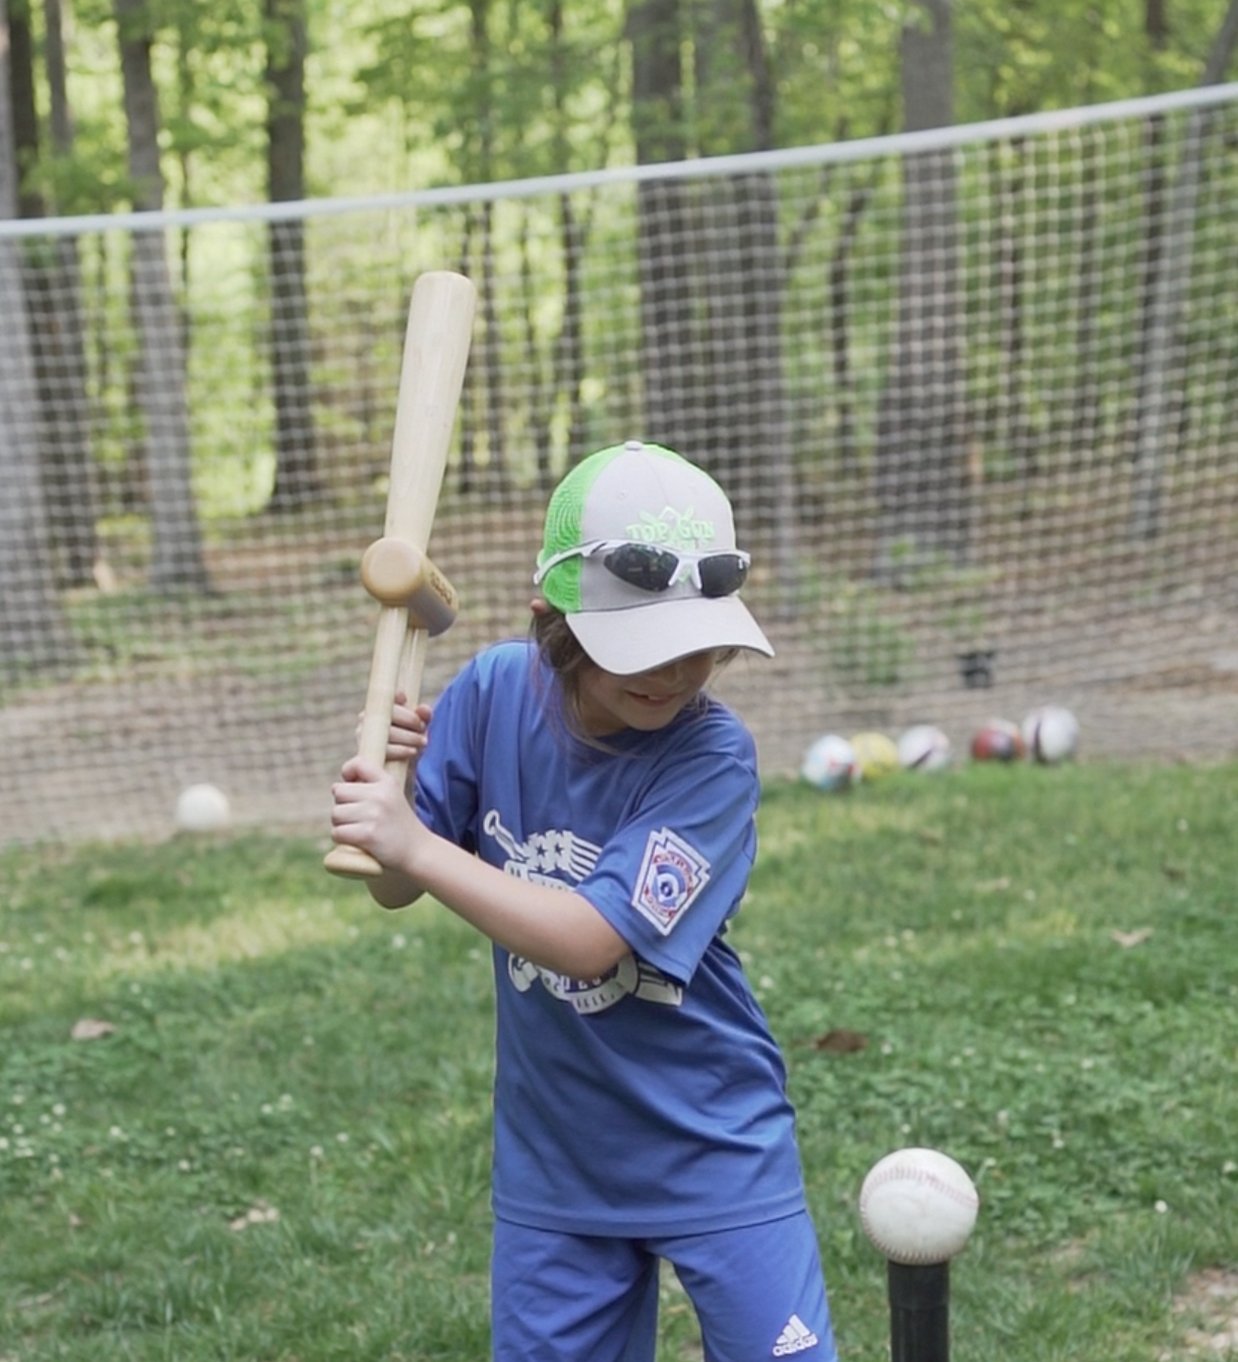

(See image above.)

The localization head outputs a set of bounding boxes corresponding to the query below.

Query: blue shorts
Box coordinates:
[491,1211,837,1362]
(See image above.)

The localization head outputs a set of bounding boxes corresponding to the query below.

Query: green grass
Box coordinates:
[2,761,1235,1360]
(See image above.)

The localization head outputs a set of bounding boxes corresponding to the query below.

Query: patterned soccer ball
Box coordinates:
[970,718,1025,763]
[851,731,900,781]
[897,724,952,773]
[1022,705,1080,764]
[800,734,859,792]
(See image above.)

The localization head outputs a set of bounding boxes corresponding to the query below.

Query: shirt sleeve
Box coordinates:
[413,658,482,853]
[574,729,760,986]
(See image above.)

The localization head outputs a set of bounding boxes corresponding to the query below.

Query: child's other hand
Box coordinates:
[355,691,432,765]
[386,691,431,765]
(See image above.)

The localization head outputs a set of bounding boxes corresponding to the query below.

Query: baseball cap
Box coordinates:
[533,440,774,676]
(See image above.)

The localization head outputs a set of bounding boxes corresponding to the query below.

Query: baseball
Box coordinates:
[859,1147,979,1265]
[175,782,232,833]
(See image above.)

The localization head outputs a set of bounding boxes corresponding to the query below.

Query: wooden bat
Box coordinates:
[324,270,477,879]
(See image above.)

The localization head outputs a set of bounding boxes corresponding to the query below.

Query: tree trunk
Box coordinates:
[873,0,971,581]
[994,136,1033,478]
[692,0,792,539]
[1067,129,1103,470]
[479,197,510,496]
[629,0,794,547]
[549,0,587,481]
[11,0,97,587]
[264,0,320,512]
[114,0,210,592]
[1128,0,1238,540]
[467,0,508,498]
[0,0,74,671]
[627,0,697,457]
[454,213,479,495]
[829,180,875,477]
[7,0,39,215]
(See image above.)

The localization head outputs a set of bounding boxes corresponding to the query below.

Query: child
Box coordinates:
[330,440,837,1362]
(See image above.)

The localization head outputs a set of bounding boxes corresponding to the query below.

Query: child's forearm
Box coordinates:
[397,830,629,979]
[366,867,424,910]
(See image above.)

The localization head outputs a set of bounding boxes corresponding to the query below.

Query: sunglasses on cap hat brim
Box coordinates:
[533,539,751,598]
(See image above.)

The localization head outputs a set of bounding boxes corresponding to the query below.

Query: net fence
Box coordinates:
[2,85,1236,846]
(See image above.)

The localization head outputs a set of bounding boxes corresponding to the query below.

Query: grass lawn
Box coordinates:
[2,759,1235,1360]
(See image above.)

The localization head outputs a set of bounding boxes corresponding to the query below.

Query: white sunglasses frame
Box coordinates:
[533,538,751,594]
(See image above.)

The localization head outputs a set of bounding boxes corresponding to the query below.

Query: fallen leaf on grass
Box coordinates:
[70,1018,116,1041]
[1110,928,1153,949]
[812,1029,869,1054]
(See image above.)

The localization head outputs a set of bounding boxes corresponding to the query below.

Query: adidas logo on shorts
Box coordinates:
[772,1313,819,1356]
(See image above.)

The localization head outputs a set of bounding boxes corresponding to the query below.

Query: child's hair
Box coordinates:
[530,606,737,745]
[529,606,605,744]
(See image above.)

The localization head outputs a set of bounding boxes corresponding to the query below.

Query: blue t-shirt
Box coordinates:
[414,639,807,1236]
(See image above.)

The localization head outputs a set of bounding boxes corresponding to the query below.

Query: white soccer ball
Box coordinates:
[896,724,952,772]
[1021,705,1080,764]
[859,1147,980,1265]
[175,782,232,833]
[799,734,858,792]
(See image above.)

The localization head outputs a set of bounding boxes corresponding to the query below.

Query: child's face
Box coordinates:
[576,651,720,736]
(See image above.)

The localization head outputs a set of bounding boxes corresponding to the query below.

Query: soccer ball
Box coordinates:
[851,731,900,781]
[1022,706,1080,764]
[970,718,1025,763]
[897,724,952,772]
[800,734,859,792]
[175,782,232,832]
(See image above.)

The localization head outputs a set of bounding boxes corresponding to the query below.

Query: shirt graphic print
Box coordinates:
[483,808,684,1013]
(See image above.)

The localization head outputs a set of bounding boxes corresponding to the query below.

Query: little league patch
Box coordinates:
[633,827,711,935]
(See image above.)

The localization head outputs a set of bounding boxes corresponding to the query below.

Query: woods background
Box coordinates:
[1,0,1237,845]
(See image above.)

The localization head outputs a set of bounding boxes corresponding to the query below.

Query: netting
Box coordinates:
[2,85,1236,847]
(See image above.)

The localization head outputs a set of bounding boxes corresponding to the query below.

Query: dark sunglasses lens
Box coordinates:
[604,543,678,591]
[698,553,749,597]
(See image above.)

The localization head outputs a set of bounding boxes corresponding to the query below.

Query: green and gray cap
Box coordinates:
[534,440,773,676]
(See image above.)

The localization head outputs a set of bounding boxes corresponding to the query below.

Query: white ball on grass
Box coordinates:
[799,734,858,792]
[175,783,232,833]
[897,724,952,772]
[859,1147,980,1265]
[1021,705,1080,764]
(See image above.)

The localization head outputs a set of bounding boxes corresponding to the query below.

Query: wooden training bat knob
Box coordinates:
[359,537,459,635]
[323,843,385,878]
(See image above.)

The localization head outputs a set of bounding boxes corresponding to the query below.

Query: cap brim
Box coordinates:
[565,596,774,676]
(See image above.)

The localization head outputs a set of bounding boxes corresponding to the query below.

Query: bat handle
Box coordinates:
[324,615,428,881]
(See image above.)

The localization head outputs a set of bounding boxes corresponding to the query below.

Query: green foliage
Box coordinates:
[822,578,915,689]
[4,761,1233,1358]
[13,0,1232,541]
[17,0,1228,221]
